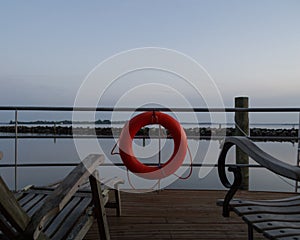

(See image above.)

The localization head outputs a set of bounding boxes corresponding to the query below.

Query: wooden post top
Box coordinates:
[235,96,249,107]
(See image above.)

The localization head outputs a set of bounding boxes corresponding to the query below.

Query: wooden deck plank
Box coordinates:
[84,190,295,240]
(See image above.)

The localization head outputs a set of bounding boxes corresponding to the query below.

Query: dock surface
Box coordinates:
[84,190,295,240]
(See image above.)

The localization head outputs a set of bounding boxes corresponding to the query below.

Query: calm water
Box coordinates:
[0,137,298,192]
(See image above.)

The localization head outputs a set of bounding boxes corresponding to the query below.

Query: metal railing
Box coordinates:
[0,106,300,191]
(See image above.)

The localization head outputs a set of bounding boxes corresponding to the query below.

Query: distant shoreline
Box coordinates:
[3,120,298,127]
[0,125,298,142]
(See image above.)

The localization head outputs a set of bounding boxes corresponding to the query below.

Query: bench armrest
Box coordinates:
[102,177,125,189]
[218,137,300,217]
[218,137,300,182]
[23,154,104,239]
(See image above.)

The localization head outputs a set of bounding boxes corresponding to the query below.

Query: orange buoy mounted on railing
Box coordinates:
[118,111,187,179]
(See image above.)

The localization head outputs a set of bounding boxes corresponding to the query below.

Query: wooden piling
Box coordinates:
[235,97,249,190]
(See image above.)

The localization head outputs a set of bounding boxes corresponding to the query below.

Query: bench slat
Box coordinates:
[50,197,91,239]
[276,236,300,240]
[27,195,47,217]
[18,193,37,207]
[23,194,46,214]
[253,221,300,231]
[243,213,300,223]
[264,228,300,239]
[45,196,82,237]
[234,205,300,215]
[230,197,300,207]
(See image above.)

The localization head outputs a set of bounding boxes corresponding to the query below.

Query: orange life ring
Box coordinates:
[118,111,187,179]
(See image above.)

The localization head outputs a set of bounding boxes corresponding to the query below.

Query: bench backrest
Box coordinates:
[0,177,30,238]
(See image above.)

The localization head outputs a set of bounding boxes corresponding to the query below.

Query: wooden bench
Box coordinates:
[0,154,123,240]
[217,136,300,240]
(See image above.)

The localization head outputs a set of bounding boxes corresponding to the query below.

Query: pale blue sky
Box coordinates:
[0,0,300,109]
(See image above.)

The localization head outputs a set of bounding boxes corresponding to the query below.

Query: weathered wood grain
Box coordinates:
[85,190,293,240]
[23,154,104,238]
[0,177,30,232]
[89,172,110,240]
[0,153,115,240]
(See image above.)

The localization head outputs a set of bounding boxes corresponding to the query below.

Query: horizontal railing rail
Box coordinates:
[0,105,299,191]
[0,163,263,168]
[0,135,299,142]
[1,106,300,112]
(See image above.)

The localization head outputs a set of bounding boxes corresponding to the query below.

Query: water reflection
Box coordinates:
[0,138,297,192]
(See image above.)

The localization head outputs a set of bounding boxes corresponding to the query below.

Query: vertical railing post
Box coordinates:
[158,125,162,191]
[53,123,57,144]
[235,97,249,190]
[14,110,18,191]
[295,112,300,192]
[158,125,161,166]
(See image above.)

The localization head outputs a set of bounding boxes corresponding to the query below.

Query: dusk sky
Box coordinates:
[1,0,299,110]
[1,1,300,191]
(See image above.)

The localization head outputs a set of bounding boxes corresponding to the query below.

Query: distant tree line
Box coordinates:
[9,119,112,125]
